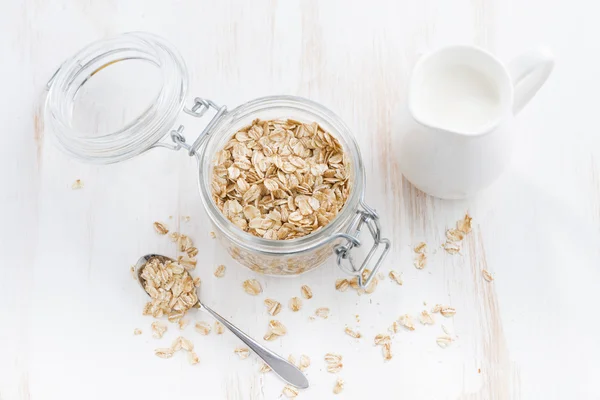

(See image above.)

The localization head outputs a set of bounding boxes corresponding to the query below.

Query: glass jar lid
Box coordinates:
[45,32,188,164]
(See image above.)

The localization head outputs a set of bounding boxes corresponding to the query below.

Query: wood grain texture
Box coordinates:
[1,0,599,399]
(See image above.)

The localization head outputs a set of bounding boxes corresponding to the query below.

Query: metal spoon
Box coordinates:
[135,254,308,389]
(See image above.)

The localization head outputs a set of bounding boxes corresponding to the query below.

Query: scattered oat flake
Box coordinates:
[299,355,310,370]
[440,306,456,317]
[282,385,299,398]
[234,347,250,359]
[446,228,466,242]
[388,321,400,334]
[242,279,262,295]
[431,304,443,313]
[179,336,194,351]
[214,321,224,335]
[151,322,167,339]
[420,310,435,325]
[315,307,330,319]
[71,179,84,190]
[154,348,174,359]
[414,242,427,253]
[186,247,198,258]
[264,298,282,316]
[178,319,189,330]
[374,334,391,345]
[289,297,302,312]
[414,252,427,269]
[209,231,216,238]
[133,328,142,335]
[263,331,277,341]
[335,278,349,292]
[153,222,169,235]
[441,324,451,335]
[382,342,392,360]
[189,351,199,365]
[269,320,287,336]
[130,265,136,280]
[482,269,494,282]
[193,277,201,287]
[195,321,211,335]
[259,362,272,373]
[333,378,344,394]
[183,216,191,222]
[344,327,361,338]
[214,264,226,278]
[171,337,182,352]
[436,335,453,348]
[399,314,416,331]
[457,213,473,234]
[389,270,403,285]
[442,241,461,255]
[325,353,342,363]
[301,285,313,299]
[327,362,343,373]
[169,232,180,242]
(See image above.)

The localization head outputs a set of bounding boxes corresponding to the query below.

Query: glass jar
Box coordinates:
[45,32,390,287]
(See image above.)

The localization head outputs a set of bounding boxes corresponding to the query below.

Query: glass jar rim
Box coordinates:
[196,95,365,255]
[45,32,188,164]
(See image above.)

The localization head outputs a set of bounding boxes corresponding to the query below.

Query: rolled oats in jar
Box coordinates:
[45,32,390,288]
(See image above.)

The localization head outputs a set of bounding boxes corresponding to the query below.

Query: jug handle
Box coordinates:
[508,47,554,115]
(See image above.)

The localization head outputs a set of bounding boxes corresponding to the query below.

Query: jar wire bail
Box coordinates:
[330,200,391,289]
[152,97,228,156]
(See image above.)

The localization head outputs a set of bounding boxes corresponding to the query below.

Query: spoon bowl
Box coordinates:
[134,254,309,389]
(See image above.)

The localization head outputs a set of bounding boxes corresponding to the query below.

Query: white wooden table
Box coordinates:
[2,1,599,399]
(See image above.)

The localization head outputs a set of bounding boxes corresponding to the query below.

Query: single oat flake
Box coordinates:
[333,378,344,394]
[133,328,142,335]
[457,213,473,234]
[344,327,362,338]
[382,342,392,360]
[282,385,299,398]
[151,321,167,339]
[289,297,302,312]
[209,231,216,239]
[234,347,250,360]
[431,304,443,313]
[389,270,403,285]
[414,242,427,253]
[214,321,224,335]
[420,310,435,325]
[482,269,494,282]
[195,321,211,335]
[301,285,313,299]
[315,307,330,319]
[335,278,350,292]
[178,319,189,330]
[440,306,457,317]
[264,298,282,316]
[324,353,342,364]
[259,362,272,373]
[154,348,174,359]
[153,222,169,235]
[71,179,84,190]
[442,241,461,255]
[269,320,287,336]
[414,252,427,269]
[388,321,400,334]
[399,314,416,331]
[299,354,310,371]
[214,264,226,278]
[242,279,262,295]
[446,228,466,242]
[189,351,199,365]
[374,334,391,345]
[436,335,453,348]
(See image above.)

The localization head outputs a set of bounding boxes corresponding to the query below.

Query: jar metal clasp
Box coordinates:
[153,97,227,157]
[329,201,391,289]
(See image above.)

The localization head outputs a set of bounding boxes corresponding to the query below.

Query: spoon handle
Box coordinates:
[200,302,309,389]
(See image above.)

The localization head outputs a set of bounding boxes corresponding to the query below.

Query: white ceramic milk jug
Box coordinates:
[398,45,554,199]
